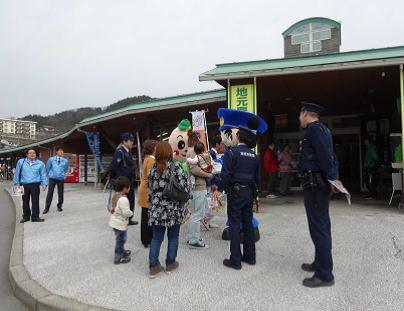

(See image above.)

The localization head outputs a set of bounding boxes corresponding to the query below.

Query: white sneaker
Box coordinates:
[188,241,209,249]
[266,194,278,199]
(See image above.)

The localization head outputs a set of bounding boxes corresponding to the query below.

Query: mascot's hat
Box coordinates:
[217,108,268,135]
[177,119,191,131]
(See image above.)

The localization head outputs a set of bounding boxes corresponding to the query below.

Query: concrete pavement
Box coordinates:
[0,183,27,311]
[13,185,404,310]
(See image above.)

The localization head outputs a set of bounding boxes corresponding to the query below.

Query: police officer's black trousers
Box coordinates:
[128,182,136,221]
[22,183,41,220]
[303,187,334,281]
[227,187,255,266]
[45,178,64,210]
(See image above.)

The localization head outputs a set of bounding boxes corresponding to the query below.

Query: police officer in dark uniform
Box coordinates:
[215,108,267,270]
[298,102,341,287]
[110,132,138,225]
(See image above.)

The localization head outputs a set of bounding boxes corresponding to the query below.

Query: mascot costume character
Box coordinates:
[217,108,268,243]
[168,119,192,173]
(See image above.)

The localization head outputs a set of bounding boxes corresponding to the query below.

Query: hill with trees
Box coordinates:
[20,95,153,134]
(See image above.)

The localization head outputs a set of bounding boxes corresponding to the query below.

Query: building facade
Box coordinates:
[283,17,341,58]
[0,118,37,147]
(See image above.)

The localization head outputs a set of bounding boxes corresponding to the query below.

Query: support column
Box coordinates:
[400,64,404,164]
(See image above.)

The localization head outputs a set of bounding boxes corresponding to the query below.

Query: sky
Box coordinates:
[1,0,404,117]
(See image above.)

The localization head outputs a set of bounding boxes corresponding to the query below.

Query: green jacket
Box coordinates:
[364,144,379,169]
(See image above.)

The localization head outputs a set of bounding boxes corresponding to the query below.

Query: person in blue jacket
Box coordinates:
[44,146,69,214]
[298,102,342,288]
[13,148,48,223]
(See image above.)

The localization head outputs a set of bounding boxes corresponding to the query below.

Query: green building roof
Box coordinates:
[199,45,404,81]
[79,88,226,125]
[0,89,227,155]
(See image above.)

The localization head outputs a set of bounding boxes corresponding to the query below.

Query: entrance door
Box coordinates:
[333,134,361,191]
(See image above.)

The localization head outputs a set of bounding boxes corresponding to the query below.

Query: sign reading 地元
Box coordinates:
[228,84,256,114]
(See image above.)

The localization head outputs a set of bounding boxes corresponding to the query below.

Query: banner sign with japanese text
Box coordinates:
[228,84,256,114]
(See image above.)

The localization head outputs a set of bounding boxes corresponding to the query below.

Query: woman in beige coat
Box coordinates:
[138,140,157,247]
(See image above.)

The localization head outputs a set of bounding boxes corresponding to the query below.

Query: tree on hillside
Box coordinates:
[20,94,154,133]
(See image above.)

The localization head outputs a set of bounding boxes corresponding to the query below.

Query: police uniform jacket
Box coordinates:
[110,146,135,179]
[219,144,260,192]
[298,121,337,181]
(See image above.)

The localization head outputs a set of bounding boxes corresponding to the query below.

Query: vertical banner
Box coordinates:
[228,83,258,151]
[228,84,256,114]
[190,110,209,150]
[85,132,105,173]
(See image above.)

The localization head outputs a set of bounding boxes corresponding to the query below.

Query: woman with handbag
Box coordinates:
[137,140,157,248]
[147,141,189,279]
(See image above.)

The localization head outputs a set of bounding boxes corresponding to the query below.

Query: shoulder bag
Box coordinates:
[162,162,190,203]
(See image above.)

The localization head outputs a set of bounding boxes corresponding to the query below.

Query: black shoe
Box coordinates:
[128,220,138,226]
[123,250,131,257]
[57,207,63,212]
[43,209,49,214]
[31,218,45,223]
[301,263,316,272]
[303,276,335,288]
[20,218,30,223]
[241,257,256,265]
[223,259,241,270]
[114,255,131,265]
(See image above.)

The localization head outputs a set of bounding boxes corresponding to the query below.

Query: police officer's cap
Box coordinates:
[301,102,325,115]
[217,108,268,135]
[120,132,134,142]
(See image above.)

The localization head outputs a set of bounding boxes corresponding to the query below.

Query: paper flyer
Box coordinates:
[328,180,351,205]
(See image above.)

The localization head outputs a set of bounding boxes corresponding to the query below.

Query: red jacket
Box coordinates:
[263,148,279,174]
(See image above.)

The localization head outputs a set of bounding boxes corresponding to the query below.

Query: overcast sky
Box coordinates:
[1,0,404,117]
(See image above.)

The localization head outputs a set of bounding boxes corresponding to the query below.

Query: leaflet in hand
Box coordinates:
[328,180,351,205]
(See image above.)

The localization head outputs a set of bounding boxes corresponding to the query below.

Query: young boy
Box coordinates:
[109,176,133,264]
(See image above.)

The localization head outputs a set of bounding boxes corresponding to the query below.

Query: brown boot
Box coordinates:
[165,261,179,274]
[149,265,164,279]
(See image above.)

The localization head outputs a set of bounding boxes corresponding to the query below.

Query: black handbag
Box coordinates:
[163,162,190,203]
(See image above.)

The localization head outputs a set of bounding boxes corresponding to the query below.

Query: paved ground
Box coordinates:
[17,185,404,311]
[0,183,27,311]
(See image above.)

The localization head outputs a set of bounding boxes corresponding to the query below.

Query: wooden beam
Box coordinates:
[99,126,118,149]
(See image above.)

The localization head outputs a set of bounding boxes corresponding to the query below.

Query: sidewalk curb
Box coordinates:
[5,189,115,311]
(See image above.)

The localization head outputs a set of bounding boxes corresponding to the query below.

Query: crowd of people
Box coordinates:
[0,161,15,182]
[108,132,226,278]
[8,103,385,288]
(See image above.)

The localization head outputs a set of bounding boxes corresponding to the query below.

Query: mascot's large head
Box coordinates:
[218,108,268,149]
[168,119,192,162]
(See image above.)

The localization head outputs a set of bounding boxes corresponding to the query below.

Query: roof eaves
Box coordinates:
[79,89,226,125]
[78,92,227,127]
[0,127,79,155]
[199,45,404,81]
